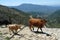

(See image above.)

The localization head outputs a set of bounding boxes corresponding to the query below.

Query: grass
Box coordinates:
[5,37,10,40]
[0,32,2,35]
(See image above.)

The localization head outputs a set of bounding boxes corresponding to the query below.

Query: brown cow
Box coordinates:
[29,18,47,32]
[7,24,21,35]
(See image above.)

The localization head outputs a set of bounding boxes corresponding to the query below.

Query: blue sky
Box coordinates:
[0,0,60,6]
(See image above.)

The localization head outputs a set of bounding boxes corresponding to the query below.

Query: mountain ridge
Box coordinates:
[11,4,60,14]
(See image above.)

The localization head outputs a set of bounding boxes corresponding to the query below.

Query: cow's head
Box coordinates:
[42,19,47,24]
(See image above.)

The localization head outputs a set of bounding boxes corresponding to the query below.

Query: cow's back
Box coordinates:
[29,19,42,26]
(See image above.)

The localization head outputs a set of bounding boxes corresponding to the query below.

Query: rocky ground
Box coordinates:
[0,25,59,40]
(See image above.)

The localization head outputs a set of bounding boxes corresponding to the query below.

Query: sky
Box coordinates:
[0,0,60,6]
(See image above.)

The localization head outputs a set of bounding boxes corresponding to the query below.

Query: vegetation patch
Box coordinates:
[5,37,10,40]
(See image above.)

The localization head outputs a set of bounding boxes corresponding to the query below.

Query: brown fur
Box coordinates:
[29,18,47,32]
[7,24,21,34]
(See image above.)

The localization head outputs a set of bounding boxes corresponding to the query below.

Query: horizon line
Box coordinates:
[0,3,60,6]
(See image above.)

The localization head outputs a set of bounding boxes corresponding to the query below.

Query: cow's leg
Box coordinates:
[33,26,34,31]
[40,28,43,32]
[37,27,39,32]
[29,24,33,31]
[12,30,15,34]
[15,29,17,34]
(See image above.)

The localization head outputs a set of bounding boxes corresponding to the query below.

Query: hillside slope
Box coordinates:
[0,5,29,25]
[47,10,60,27]
[12,4,60,14]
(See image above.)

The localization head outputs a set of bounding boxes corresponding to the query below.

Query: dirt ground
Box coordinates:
[0,25,59,40]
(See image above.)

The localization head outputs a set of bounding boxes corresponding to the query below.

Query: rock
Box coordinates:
[0,26,59,40]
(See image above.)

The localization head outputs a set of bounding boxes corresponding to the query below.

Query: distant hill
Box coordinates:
[0,5,30,25]
[47,10,60,28]
[27,12,48,18]
[11,4,60,15]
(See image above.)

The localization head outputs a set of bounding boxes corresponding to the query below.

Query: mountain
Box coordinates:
[47,10,60,28]
[27,12,48,18]
[0,5,30,25]
[11,4,60,15]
